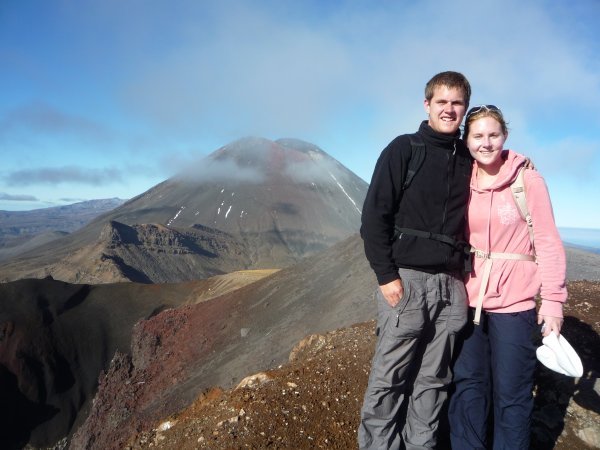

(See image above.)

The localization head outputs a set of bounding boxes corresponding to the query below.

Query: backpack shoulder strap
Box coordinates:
[403,133,426,190]
[511,163,536,257]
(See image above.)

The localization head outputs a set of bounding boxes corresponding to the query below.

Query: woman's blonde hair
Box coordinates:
[463,105,508,139]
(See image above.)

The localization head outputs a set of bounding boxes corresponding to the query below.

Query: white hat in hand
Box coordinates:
[536,332,583,377]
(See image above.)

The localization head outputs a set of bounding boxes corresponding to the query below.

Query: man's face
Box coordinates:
[424,86,466,135]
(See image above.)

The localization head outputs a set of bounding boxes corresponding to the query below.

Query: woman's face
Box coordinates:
[466,116,507,170]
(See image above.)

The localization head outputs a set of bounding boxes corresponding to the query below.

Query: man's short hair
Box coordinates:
[425,71,471,107]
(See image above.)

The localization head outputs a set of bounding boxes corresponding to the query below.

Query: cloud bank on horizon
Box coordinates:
[1,0,599,228]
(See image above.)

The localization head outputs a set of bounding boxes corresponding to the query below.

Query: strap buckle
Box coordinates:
[472,249,489,259]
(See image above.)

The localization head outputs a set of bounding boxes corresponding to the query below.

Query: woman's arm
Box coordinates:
[525,170,568,328]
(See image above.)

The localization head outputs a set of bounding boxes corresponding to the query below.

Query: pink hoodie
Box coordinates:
[465,150,567,318]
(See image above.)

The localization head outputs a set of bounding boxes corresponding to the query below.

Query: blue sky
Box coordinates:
[1,0,599,228]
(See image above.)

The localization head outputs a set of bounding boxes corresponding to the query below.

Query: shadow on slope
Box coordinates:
[0,271,275,448]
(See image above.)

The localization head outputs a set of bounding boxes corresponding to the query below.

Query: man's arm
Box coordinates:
[361,137,408,289]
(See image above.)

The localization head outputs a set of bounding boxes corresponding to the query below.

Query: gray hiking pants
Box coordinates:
[358,268,468,450]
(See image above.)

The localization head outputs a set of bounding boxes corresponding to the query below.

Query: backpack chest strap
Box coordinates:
[393,226,463,247]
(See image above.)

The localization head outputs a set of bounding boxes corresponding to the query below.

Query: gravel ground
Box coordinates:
[126,281,600,450]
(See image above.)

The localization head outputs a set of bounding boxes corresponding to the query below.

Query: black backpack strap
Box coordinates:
[393,226,460,247]
[392,226,473,273]
[403,133,426,190]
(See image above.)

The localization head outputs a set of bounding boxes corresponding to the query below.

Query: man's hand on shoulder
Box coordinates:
[380,279,404,307]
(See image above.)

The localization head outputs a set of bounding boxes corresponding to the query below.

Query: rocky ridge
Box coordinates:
[39,221,251,284]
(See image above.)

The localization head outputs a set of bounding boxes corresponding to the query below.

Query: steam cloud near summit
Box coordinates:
[282,158,344,184]
[177,159,266,184]
[174,148,345,185]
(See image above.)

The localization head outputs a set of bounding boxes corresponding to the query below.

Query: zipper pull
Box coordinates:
[395,313,400,327]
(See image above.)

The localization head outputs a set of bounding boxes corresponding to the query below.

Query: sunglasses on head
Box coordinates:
[466,104,501,120]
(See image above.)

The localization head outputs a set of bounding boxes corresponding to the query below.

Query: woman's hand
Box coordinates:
[538,314,563,337]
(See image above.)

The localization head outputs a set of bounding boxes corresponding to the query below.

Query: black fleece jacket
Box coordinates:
[361,120,472,285]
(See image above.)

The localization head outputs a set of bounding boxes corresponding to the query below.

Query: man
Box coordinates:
[358,71,472,450]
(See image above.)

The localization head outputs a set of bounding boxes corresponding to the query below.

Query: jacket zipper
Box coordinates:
[441,140,457,231]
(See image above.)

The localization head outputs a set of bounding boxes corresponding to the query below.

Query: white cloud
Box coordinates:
[5,166,124,186]
[117,1,600,149]
[0,192,38,201]
[0,102,113,143]
[176,158,265,184]
[121,4,354,138]
[526,137,600,180]
[282,158,341,184]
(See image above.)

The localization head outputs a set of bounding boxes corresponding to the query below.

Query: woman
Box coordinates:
[448,105,567,449]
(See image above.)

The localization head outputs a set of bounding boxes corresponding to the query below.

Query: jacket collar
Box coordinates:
[418,120,461,149]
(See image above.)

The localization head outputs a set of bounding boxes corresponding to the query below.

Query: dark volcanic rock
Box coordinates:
[0,279,108,448]
[0,277,209,448]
